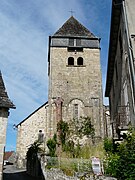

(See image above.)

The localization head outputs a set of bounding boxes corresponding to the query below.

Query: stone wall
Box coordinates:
[48,46,104,138]
[27,154,117,180]
[16,103,49,168]
[0,108,9,180]
[45,168,117,180]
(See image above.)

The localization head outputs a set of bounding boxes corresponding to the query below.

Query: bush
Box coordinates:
[26,141,42,159]
[104,129,135,180]
[47,134,57,157]
[104,153,120,177]
[104,137,114,153]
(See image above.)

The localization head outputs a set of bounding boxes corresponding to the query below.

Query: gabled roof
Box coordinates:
[16,102,48,127]
[4,151,14,160]
[0,71,15,109]
[53,16,95,38]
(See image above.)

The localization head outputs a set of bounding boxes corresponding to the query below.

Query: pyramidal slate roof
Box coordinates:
[53,16,95,38]
[0,71,15,109]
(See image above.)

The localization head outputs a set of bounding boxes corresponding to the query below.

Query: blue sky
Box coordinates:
[0,0,112,151]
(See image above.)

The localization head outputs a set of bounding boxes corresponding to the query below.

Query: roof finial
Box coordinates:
[69,9,75,16]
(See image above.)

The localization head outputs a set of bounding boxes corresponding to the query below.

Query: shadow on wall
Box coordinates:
[3,170,42,180]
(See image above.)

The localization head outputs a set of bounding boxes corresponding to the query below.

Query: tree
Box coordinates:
[81,116,95,138]
[69,116,95,139]
[57,120,69,147]
[104,129,135,180]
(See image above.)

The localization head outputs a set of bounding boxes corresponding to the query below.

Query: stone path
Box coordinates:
[3,165,41,180]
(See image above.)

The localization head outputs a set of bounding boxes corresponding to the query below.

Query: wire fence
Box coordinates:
[45,156,93,175]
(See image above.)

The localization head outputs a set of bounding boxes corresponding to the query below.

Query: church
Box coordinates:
[16,16,105,168]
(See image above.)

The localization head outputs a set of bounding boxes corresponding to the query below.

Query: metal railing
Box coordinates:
[113,105,130,137]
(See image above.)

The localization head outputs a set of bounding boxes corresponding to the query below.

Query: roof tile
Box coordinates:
[0,72,15,109]
[53,16,95,38]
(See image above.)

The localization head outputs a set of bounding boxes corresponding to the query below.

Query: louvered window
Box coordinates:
[69,38,74,46]
[76,39,81,46]
[69,38,81,47]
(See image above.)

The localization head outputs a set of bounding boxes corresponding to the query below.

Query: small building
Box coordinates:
[0,72,15,180]
[105,0,135,139]
[16,102,48,168]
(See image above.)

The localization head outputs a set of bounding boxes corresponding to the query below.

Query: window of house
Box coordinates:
[68,57,74,65]
[73,104,78,119]
[77,57,83,65]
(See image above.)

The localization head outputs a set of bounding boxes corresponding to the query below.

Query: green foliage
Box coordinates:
[105,153,120,177]
[26,141,42,159]
[63,141,81,158]
[63,140,74,153]
[80,116,95,138]
[68,116,95,139]
[57,120,69,146]
[46,158,58,169]
[55,117,95,158]
[47,134,57,157]
[104,137,114,153]
[60,160,78,176]
[104,129,135,180]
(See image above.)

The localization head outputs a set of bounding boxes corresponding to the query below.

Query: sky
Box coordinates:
[0,0,112,151]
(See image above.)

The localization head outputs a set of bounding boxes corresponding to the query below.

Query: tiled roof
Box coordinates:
[0,71,15,109]
[4,151,14,160]
[53,16,95,38]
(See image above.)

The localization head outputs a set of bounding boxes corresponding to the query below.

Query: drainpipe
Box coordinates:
[122,0,135,122]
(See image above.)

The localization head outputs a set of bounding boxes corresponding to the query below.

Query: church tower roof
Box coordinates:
[53,16,95,38]
[0,71,15,109]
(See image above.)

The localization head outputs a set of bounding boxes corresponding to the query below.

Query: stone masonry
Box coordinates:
[0,109,8,180]
[0,72,15,180]
[16,102,49,168]
[48,16,104,139]
[16,16,105,168]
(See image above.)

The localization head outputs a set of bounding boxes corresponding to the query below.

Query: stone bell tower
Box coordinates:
[0,72,15,180]
[47,16,104,140]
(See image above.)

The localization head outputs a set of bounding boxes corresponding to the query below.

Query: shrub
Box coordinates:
[104,137,114,153]
[26,141,42,159]
[47,134,57,157]
[104,129,135,179]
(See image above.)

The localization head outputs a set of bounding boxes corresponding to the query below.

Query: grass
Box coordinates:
[46,142,105,176]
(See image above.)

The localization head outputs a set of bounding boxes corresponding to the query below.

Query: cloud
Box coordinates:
[0,3,49,130]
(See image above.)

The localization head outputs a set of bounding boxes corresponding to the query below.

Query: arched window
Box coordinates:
[77,57,83,65]
[73,104,78,119]
[68,57,74,65]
